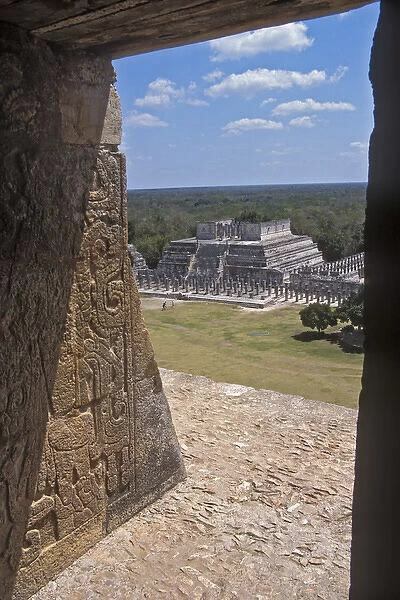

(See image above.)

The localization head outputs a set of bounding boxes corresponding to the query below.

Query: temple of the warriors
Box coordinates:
[157,219,324,283]
[131,218,363,309]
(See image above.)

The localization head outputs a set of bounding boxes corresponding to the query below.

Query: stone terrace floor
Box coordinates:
[33,369,357,600]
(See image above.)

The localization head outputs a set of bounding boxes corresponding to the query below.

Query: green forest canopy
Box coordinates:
[127,183,366,269]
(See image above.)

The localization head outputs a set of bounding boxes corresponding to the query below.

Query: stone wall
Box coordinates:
[240,222,262,241]
[260,219,291,238]
[196,222,218,240]
[351,1,400,597]
[14,143,184,600]
[0,24,183,600]
[0,25,112,599]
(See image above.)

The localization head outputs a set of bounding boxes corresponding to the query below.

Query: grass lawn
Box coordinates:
[141,298,363,409]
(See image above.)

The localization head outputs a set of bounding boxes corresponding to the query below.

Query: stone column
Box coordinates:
[351,2,400,597]
[1,28,184,600]
[0,26,113,598]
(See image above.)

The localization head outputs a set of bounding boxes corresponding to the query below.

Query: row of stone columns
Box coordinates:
[136,271,360,303]
[291,252,364,278]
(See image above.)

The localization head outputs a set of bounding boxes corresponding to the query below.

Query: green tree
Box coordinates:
[128,219,136,243]
[136,234,169,268]
[336,286,364,329]
[237,209,261,222]
[299,302,338,334]
[127,183,366,265]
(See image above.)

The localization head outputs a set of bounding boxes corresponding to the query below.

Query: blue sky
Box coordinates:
[114,2,379,189]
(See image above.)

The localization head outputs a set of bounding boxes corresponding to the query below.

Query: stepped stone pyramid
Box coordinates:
[157,219,323,282]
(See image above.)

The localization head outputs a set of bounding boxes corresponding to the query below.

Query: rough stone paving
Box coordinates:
[33,369,356,600]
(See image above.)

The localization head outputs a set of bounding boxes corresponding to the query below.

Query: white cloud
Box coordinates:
[209,22,313,62]
[135,77,208,108]
[120,131,130,152]
[271,148,293,156]
[261,160,282,167]
[341,141,369,158]
[126,111,168,128]
[273,98,356,115]
[329,66,349,83]
[222,118,283,135]
[289,116,316,128]
[350,141,368,151]
[135,78,184,108]
[185,98,209,107]
[260,97,277,106]
[203,69,225,82]
[206,68,327,97]
[337,11,352,20]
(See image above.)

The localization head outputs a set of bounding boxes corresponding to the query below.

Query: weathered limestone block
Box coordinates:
[0,23,183,600]
[14,142,184,599]
[0,24,113,600]
[12,97,184,600]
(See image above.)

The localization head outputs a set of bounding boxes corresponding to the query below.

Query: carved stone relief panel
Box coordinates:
[15,147,184,599]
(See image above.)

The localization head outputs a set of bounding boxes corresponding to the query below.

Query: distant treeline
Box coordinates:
[127,183,366,268]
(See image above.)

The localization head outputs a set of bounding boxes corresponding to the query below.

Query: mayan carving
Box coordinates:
[15,134,184,600]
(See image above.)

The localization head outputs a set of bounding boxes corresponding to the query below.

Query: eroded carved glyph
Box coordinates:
[0,43,184,600]
[13,145,184,600]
